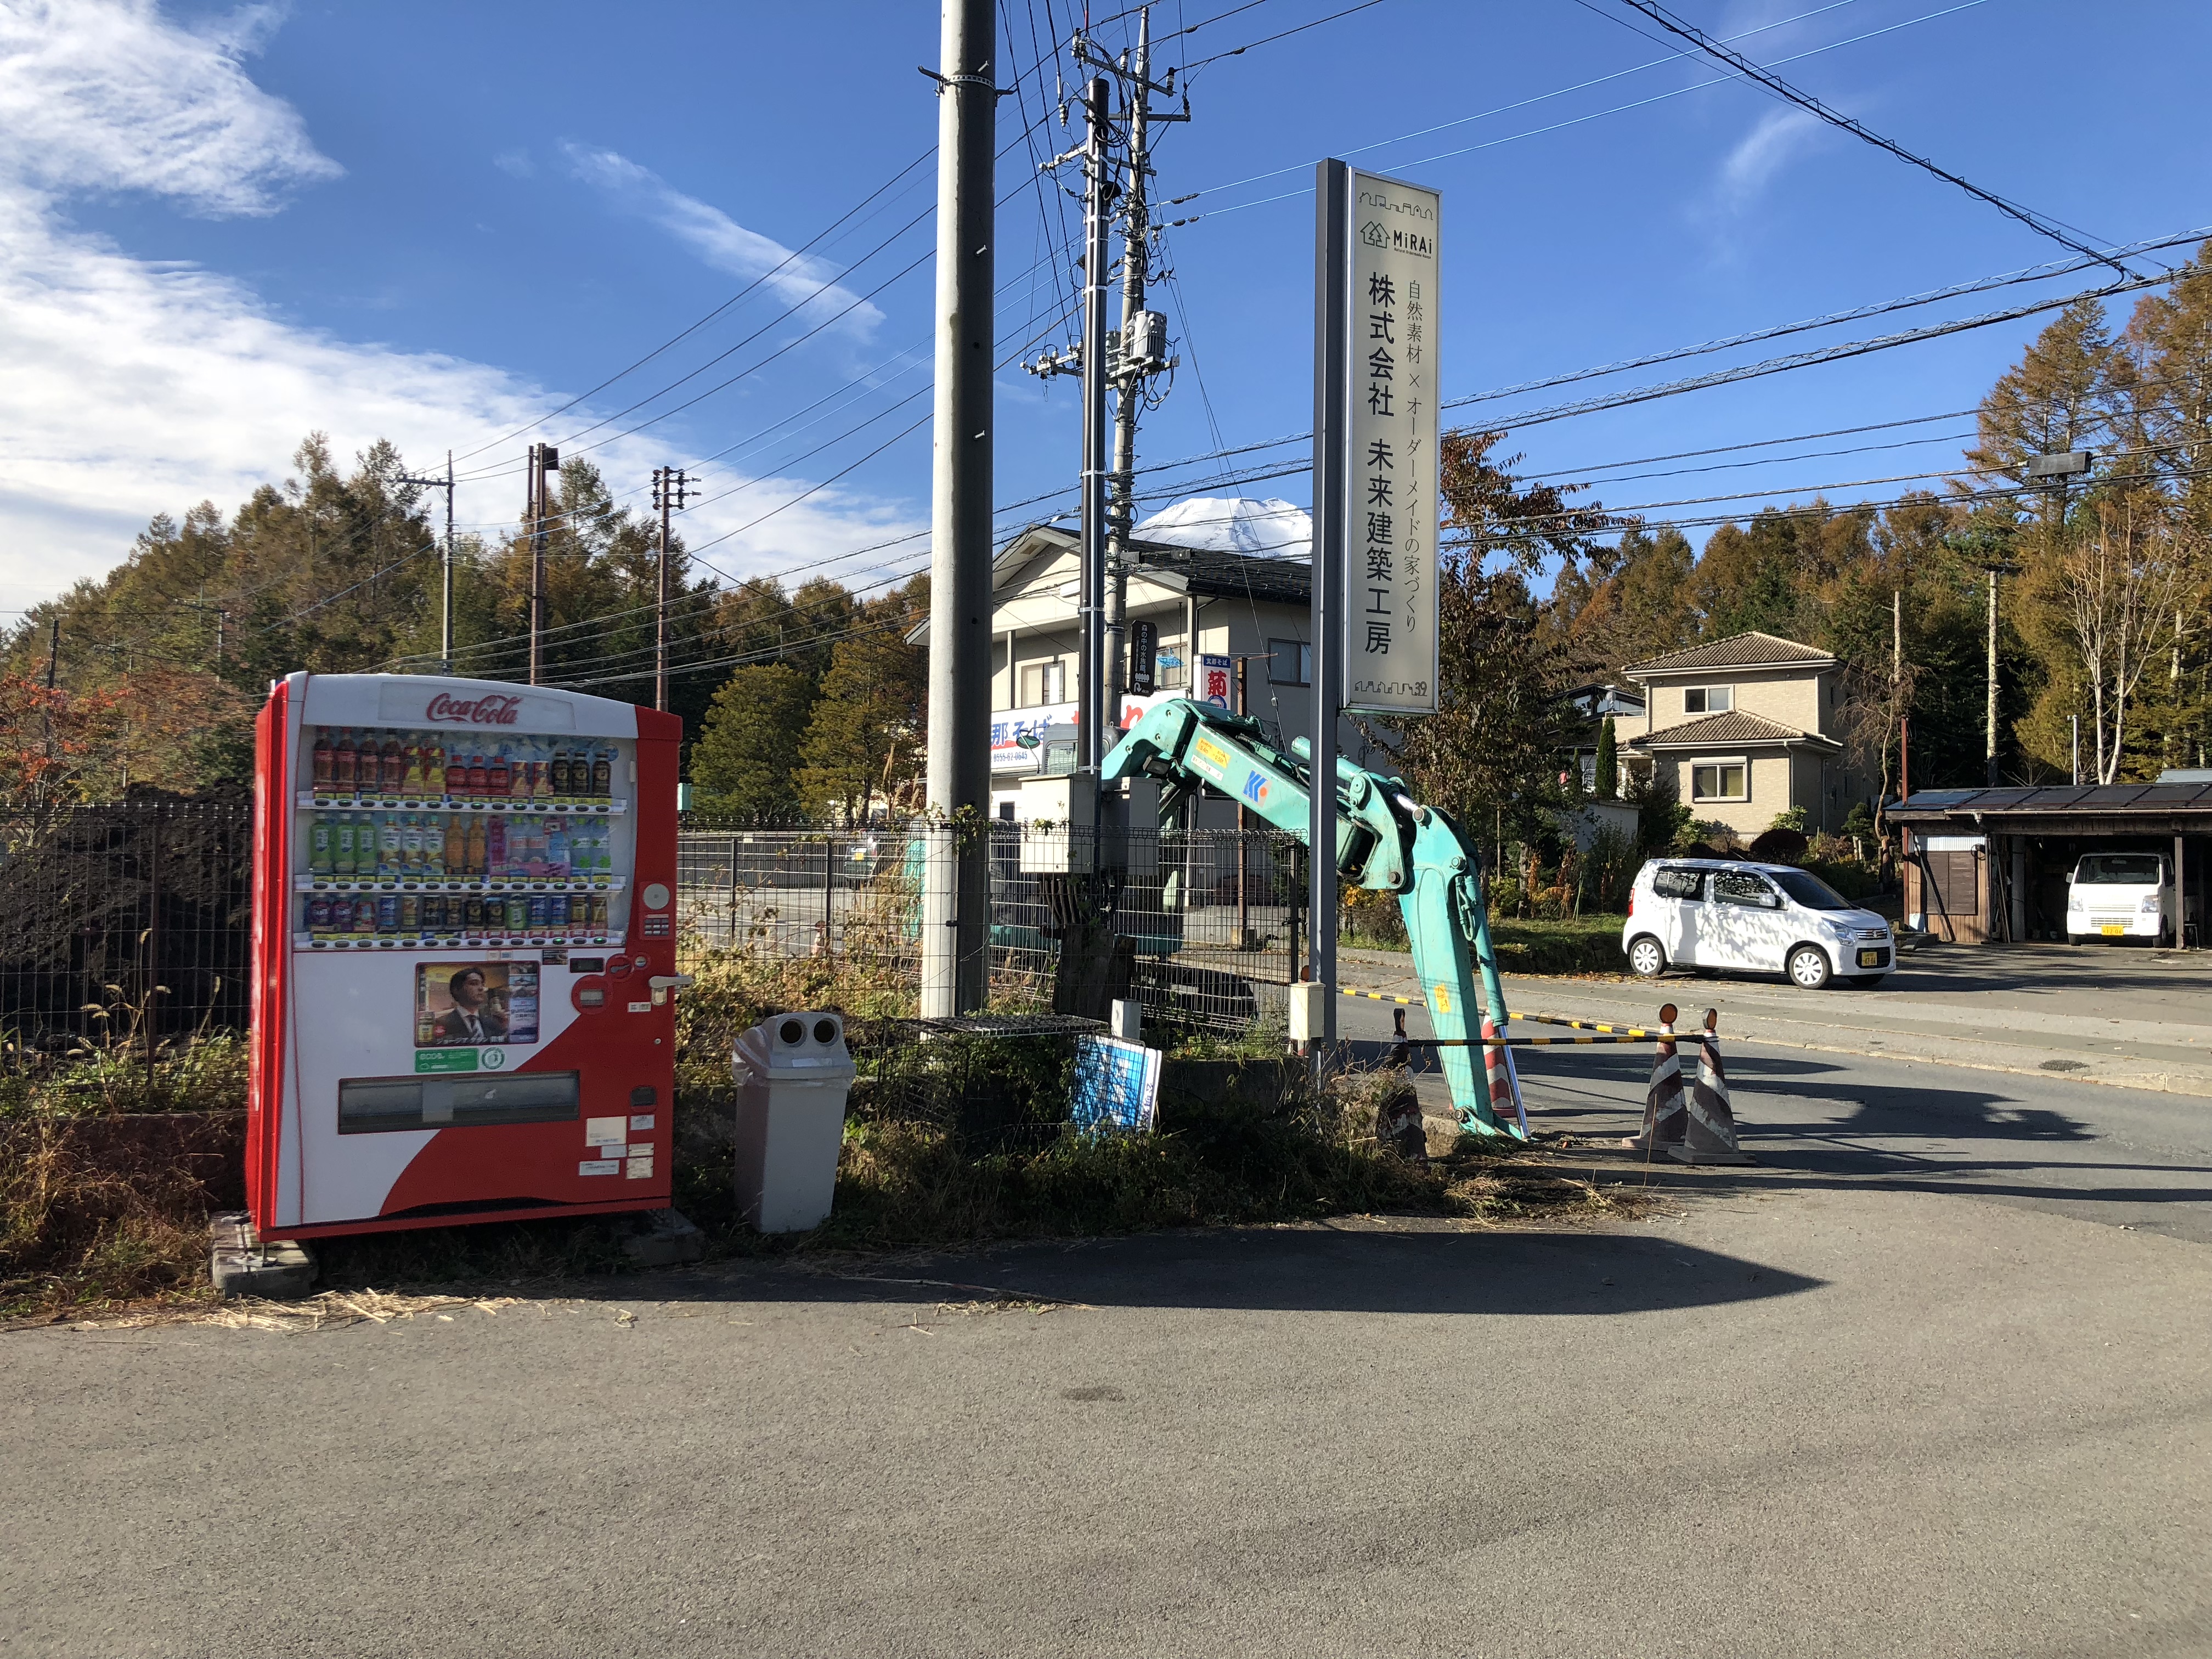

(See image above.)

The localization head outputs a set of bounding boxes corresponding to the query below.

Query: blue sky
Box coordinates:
[2,0,2206,618]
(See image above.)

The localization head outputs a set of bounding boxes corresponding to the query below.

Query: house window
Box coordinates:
[1690,758,1748,802]
[1267,640,1312,686]
[1018,658,1067,707]
[1685,685,1734,714]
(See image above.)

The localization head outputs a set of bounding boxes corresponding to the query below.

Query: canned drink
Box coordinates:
[547,894,569,934]
[376,894,400,934]
[399,894,419,933]
[591,895,610,933]
[509,896,531,935]
[306,896,331,934]
[419,894,443,933]
[353,898,377,934]
[527,895,548,936]
[464,895,485,933]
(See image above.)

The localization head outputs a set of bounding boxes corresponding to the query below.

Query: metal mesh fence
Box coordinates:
[675,818,1304,1035]
[0,800,255,1065]
[0,804,1307,1059]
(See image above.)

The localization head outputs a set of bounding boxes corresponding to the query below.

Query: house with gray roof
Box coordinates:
[1621,630,1869,837]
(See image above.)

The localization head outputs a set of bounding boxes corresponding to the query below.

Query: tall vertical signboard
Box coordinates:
[1313,160,1440,1048]
[1343,171,1441,714]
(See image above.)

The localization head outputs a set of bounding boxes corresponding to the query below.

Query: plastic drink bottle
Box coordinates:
[466,816,488,876]
[486,815,507,879]
[334,730,357,792]
[306,896,331,935]
[545,819,569,880]
[378,732,401,792]
[464,752,487,797]
[379,813,402,877]
[444,815,467,876]
[312,728,334,793]
[444,749,467,798]
[352,897,376,935]
[309,814,333,876]
[591,748,612,798]
[333,814,356,877]
[487,747,511,797]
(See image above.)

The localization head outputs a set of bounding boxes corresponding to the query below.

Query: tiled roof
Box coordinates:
[1622,631,1834,674]
[1628,710,1837,748]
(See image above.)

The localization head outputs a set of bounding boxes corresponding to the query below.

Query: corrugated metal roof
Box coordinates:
[1622,631,1835,674]
[1627,710,1833,748]
[1891,783,2212,819]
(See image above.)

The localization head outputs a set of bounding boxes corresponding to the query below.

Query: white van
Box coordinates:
[1622,859,1895,990]
[2066,851,2173,945]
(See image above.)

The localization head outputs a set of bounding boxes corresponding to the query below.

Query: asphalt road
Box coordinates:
[6,1043,2209,1658]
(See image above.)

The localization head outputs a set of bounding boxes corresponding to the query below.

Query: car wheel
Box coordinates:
[1787,944,1832,990]
[1627,936,1667,978]
[2066,933,2085,946]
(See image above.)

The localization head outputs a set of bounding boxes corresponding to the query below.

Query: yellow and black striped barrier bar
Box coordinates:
[1400,1034,1665,1048]
[1340,985,1665,1041]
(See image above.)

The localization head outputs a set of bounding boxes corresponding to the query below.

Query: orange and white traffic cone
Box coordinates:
[1674,1008,1753,1164]
[1479,1013,1527,1136]
[1624,1003,1686,1152]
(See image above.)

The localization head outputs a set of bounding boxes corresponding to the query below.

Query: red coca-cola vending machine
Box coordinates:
[246,673,682,1239]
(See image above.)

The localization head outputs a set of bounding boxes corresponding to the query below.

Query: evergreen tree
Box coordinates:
[688,663,815,819]
[1594,716,1618,798]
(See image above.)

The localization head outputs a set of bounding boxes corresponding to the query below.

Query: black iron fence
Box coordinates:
[0,800,255,1065]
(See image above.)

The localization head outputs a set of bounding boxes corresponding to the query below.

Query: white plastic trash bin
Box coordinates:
[733,1011,855,1233]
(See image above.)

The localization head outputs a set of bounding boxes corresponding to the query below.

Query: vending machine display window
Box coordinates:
[247,674,681,1238]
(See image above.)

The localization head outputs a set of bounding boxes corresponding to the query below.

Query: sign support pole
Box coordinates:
[1308,157,1351,1054]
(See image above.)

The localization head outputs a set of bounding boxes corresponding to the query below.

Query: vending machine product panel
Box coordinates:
[247,673,682,1238]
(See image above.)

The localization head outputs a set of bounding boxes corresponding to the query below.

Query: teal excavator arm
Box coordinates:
[1103,697,1520,1137]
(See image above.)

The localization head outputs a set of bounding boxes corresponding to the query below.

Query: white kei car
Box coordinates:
[1621,859,1896,990]
[2066,851,2175,946]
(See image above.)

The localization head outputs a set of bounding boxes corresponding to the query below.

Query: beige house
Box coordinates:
[1621,631,1866,837]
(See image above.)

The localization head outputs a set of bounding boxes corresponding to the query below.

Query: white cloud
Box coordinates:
[0,2,919,616]
[0,0,337,215]
[1717,107,1824,208]
[492,146,534,178]
[561,142,884,333]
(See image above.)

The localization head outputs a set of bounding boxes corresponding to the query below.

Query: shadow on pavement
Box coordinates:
[640,1227,1826,1318]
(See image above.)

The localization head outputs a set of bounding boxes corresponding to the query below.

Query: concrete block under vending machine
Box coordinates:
[733,1012,855,1233]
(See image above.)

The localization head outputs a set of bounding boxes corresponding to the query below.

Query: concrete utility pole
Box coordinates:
[652,467,692,713]
[398,455,458,672]
[1077,74,1113,773]
[528,443,558,686]
[1987,566,1999,786]
[1099,10,1186,716]
[919,0,997,1019]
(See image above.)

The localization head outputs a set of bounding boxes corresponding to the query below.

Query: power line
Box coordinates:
[1597,0,2145,279]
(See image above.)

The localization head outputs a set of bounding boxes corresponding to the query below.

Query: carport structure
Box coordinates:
[1889,783,2212,945]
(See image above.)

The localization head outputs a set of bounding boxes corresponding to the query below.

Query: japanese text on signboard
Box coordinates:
[1345,174,1439,715]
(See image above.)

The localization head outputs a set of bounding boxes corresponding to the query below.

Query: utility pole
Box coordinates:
[919,0,997,1019]
[1078,73,1112,772]
[44,617,58,689]
[1031,15,1188,749]
[528,443,559,685]
[1097,11,1186,718]
[399,453,458,672]
[651,467,692,713]
[1987,566,1999,785]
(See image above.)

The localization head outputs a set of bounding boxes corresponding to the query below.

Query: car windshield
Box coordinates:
[1771,870,1853,911]
[2074,854,2163,885]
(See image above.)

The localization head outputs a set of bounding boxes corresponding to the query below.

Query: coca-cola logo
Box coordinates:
[425,692,523,725]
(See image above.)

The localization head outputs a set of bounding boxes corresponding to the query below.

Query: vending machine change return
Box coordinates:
[247,673,682,1238]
